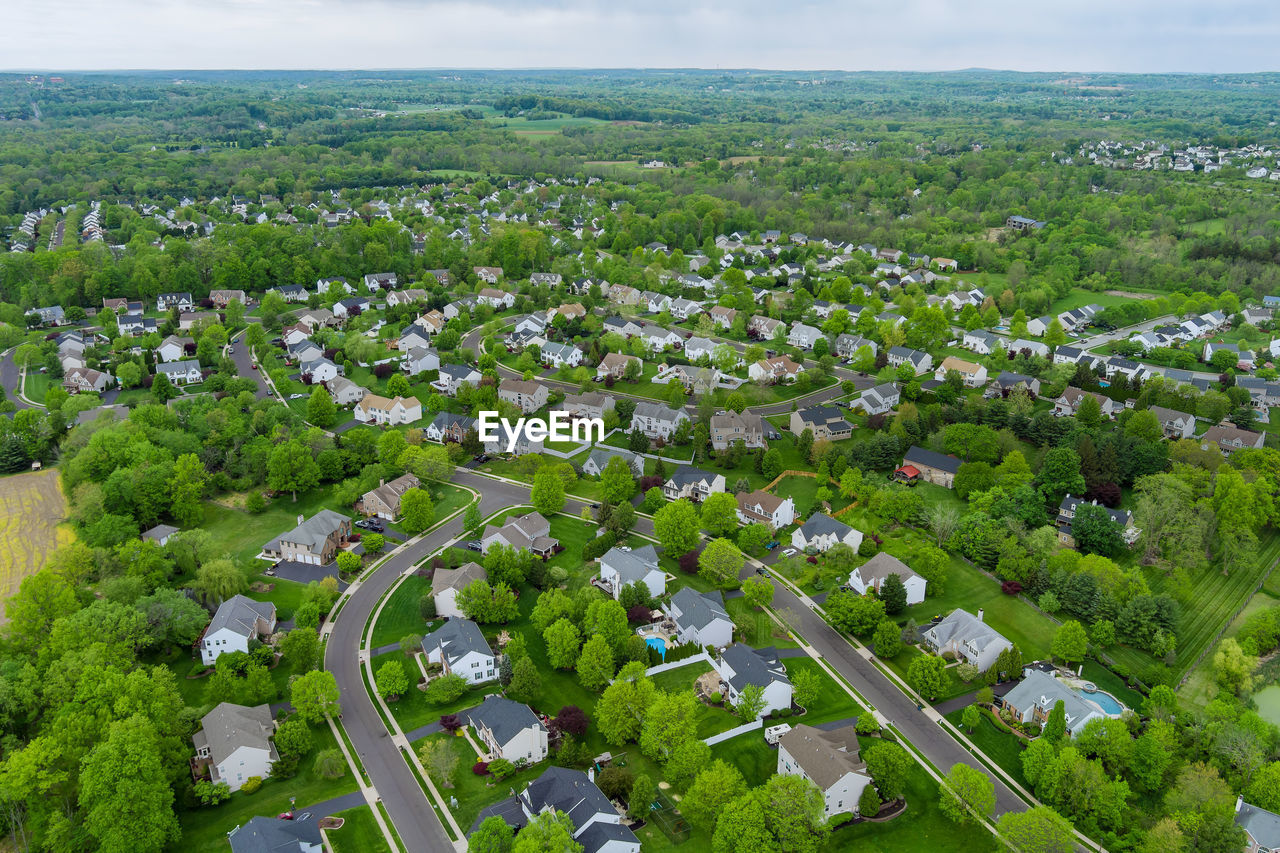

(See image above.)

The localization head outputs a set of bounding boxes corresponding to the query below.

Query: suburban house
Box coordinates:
[398,321,436,351]
[540,341,583,368]
[547,302,586,323]
[684,335,718,363]
[358,473,420,520]
[261,510,352,566]
[117,312,157,336]
[749,355,804,383]
[1057,495,1140,548]
[299,356,340,384]
[363,272,397,292]
[482,420,545,457]
[893,446,963,489]
[963,329,1001,355]
[934,356,989,388]
[424,412,477,444]
[271,283,310,303]
[64,367,113,394]
[1054,387,1122,419]
[709,305,738,329]
[710,410,766,449]
[886,346,933,374]
[665,587,734,650]
[596,351,641,380]
[736,490,797,530]
[192,702,277,792]
[179,311,217,331]
[353,394,422,426]
[582,447,643,478]
[498,379,550,414]
[790,405,853,440]
[787,323,825,350]
[630,401,691,439]
[1026,315,1053,337]
[228,815,323,853]
[777,725,873,818]
[333,296,371,319]
[920,609,1013,671]
[155,359,203,386]
[856,382,900,416]
[653,363,720,394]
[598,545,666,600]
[1235,797,1280,853]
[1001,670,1107,738]
[749,315,785,339]
[481,512,559,557]
[157,291,194,312]
[988,372,1041,397]
[477,286,513,308]
[386,288,428,308]
[663,466,727,502]
[157,334,193,363]
[198,595,276,665]
[432,562,487,619]
[466,695,549,765]
[1201,423,1266,455]
[559,391,615,421]
[142,524,179,546]
[432,364,482,396]
[325,376,366,407]
[295,308,337,331]
[468,767,641,852]
[402,346,440,375]
[26,305,66,327]
[835,334,877,360]
[849,552,926,605]
[421,619,496,684]
[669,297,702,320]
[287,339,324,364]
[791,513,863,553]
[1149,405,1196,439]
[713,644,793,717]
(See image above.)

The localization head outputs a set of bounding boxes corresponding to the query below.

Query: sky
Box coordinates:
[3,0,1279,72]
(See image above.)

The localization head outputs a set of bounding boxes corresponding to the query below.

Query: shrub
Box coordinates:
[628,604,651,623]
[489,758,516,780]
[439,714,462,732]
[419,595,437,620]
[856,715,880,735]
[240,776,263,794]
[548,567,569,584]
[678,550,699,574]
[1001,580,1023,595]
[423,674,468,705]
[859,784,881,818]
[709,691,722,704]
[582,531,618,561]
[245,492,266,513]
[472,761,490,775]
[312,749,347,780]
[858,538,879,557]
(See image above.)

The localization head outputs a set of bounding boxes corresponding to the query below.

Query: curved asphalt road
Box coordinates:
[0,348,36,411]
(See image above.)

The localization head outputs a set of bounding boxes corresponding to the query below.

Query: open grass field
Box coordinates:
[1178,590,1280,706]
[202,486,350,567]
[1110,528,1280,681]
[0,469,74,623]
[326,806,392,853]
[484,114,607,135]
[370,571,436,649]
[177,724,358,853]
[1185,217,1228,235]
[22,369,49,403]
[1047,289,1157,316]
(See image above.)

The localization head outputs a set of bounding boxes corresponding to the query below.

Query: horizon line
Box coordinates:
[3,66,1276,75]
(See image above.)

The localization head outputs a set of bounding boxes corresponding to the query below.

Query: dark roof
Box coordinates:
[903,446,962,475]
[523,767,615,833]
[228,815,323,853]
[668,586,729,631]
[667,466,718,488]
[719,643,789,693]
[468,795,527,835]
[422,619,492,664]
[467,696,544,749]
[576,820,641,853]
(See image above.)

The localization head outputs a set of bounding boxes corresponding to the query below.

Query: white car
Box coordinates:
[781,548,797,557]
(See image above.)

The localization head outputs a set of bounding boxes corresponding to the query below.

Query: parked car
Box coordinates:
[781,547,797,557]
[465,541,483,551]
[251,363,259,370]
[473,454,489,463]
[355,518,384,532]
[765,540,779,550]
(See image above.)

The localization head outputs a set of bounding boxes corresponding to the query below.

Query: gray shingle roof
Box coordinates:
[277,510,349,552]
[433,561,487,595]
[669,587,729,631]
[719,643,789,693]
[857,551,921,585]
[195,702,276,766]
[600,545,660,586]
[797,512,853,541]
[1237,800,1280,850]
[228,814,322,853]
[206,595,275,639]
[903,446,962,475]
[422,618,493,665]
[466,695,545,750]
[777,724,865,791]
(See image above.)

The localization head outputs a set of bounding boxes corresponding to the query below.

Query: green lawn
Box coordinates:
[784,657,863,724]
[247,576,308,621]
[645,661,742,739]
[369,571,437,649]
[177,724,358,853]
[327,806,391,853]
[881,645,971,703]
[727,597,800,649]
[201,487,350,567]
[22,369,49,402]
[943,706,1029,791]
[378,650,489,732]
[710,728,779,787]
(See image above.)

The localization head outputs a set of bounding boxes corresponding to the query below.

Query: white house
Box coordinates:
[788,323,825,350]
[714,644,792,717]
[934,356,989,388]
[432,364,482,396]
[193,702,277,792]
[299,356,340,385]
[598,545,666,600]
[736,490,796,530]
[791,513,863,553]
[421,619,496,684]
[777,724,873,818]
[849,552,926,606]
[630,401,690,440]
[665,587,734,650]
[466,695,549,765]
[540,342,582,368]
[157,335,193,364]
[663,466,726,502]
[920,609,1013,672]
[886,346,933,374]
[402,346,440,375]
[156,359,203,386]
[467,768,640,852]
[325,376,366,407]
[432,562,487,620]
[198,595,276,665]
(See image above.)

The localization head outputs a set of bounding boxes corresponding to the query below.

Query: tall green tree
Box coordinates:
[79,715,179,853]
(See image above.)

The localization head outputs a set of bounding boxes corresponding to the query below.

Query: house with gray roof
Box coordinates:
[714,644,792,717]
[1001,669,1108,738]
[422,618,496,684]
[156,359,203,385]
[1236,797,1280,853]
[921,609,1013,672]
[886,346,933,374]
[598,545,665,600]
[481,512,558,557]
[787,322,825,350]
[466,695,549,764]
[630,401,690,440]
[581,447,642,478]
[468,767,640,853]
[228,814,322,853]
[261,509,352,567]
[777,724,873,818]
[540,341,582,368]
[896,446,963,489]
[142,524,179,546]
[192,702,277,791]
[199,595,275,665]
[432,561,487,619]
[432,363,481,396]
[665,587,734,649]
[791,513,863,554]
[850,552,926,605]
[663,466,726,502]
[424,411,477,444]
[325,375,366,407]
[855,382,900,416]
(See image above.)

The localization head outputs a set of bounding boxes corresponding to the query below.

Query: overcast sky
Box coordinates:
[3,0,1279,72]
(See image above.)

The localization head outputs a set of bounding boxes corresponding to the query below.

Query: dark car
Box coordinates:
[465,541,483,552]
[473,454,490,463]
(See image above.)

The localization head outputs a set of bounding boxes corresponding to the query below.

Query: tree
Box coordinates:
[503,653,540,699]
[419,738,461,789]
[400,488,435,534]
[307,386,336,427]
[273,719,313,760]
[737,522,770,556]
[653,499,701,555]
[599,456,636,503]
[116,360,142,389]
[554,705,589,737]
[192,558,246,605]
[279,628,321,671]
[825,590,886,637]
[954,461,995,499]
[1212,637,1257,695]
[596,663,656,745]
[735,683,767,719]
[684,760,749,831]
[469,817,515,853]
[699,537,743,587]
[463,501,482,533]
[576,634,616,690]
[761,447,783,480]
[713,775,829,853]
[699,492,739,537]
[879,572,908,614]
[907,654,947,700]
[1165,762,1245,853]
[267,440,320,501]
[865,741,911,802]
[376,659,410,700]
[531,466,566,515]
[628,774,656,821]
[1038,447,1085,501]
[168,452,207,526]
[79,715,179,853]
[1246,761,1280,813]
[666,739,711,792]
[362,532,386,555]
[872,619,902,658]
[291,670,341,723]
[423,673,468,705]
[1071,503,1123,557]
[544,618,582,669]
[940,763,995,825]
[512,811,580,853]
[1043,700,1067,742]
[1076,394,1102,428]
[997,806,1076,853]
[961,704,981,733]
[640,690,699,761]
[1051,620,1088,665]
[151,372,178,403]
[741,574,774,609]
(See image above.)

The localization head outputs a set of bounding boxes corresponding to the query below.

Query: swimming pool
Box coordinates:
[1074,687,1124,715]
[645,637,666,657]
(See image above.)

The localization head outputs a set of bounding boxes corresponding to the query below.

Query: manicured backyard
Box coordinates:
[326,806,392,853]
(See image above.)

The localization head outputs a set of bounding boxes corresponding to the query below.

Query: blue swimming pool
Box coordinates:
[1074,687,1124,715]
[645,637,666,657]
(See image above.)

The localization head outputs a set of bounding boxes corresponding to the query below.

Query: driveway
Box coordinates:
[229,333,272,399]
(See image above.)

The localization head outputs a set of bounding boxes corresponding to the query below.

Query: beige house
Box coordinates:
[711,410,766,449]
[777,725,873,818]
[262,510,352,566]
[498,379,550,414]
[433,561,487,619]
[359,473,420,520]
[597,351,641,380]
[934,356,989,388]
[354,394,422,426]
[736,490,796,530]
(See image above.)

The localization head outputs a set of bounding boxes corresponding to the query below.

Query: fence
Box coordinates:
[703,718,763,746]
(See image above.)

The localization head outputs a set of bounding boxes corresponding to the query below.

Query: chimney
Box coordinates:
[977,608,984,623]
[1237,795,1244,814]
[297,514,304,527]
[379,478,385,488]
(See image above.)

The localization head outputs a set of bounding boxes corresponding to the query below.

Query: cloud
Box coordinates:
[2,0,1278,71]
